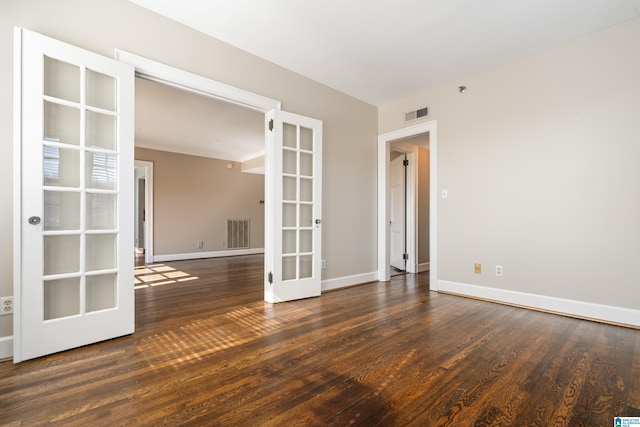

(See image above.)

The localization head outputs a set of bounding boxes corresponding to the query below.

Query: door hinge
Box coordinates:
[268,119,274,131]
[403,253,409,260]
[268,272,273,284]
[403,159,409,166]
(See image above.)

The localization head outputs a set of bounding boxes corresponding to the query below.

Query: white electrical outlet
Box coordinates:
[197,241,204,249]
[1,297,13,315]
[321,259,326,269]
[495,265,503,276]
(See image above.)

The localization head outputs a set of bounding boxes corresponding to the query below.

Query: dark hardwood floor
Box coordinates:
[1,255,639,426]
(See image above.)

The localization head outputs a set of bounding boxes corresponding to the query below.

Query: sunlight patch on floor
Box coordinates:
[139,302,315,371]
[134,264,199,289]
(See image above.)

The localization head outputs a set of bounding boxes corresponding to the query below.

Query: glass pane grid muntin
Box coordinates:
[41,56,119,320]
[281,122,316,282]
[283,121,315,151]
[43,57,117,112]
[43,239,120,319]
[281,173,316,204]
[281,253,315,282]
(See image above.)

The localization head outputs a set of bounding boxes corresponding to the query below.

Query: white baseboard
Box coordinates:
[154,248,264,262]
[0,336,13,360]
[438,280,640,328]
[322,271,379,292]
[418,262,430,273]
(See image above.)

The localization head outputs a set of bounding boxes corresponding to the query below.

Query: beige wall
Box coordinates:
[135,148,265,255]
[418,147,429,265]
[380,17,640,310]
[1,0,377,339]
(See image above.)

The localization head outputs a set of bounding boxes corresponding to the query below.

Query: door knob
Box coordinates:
[28,216,41,225]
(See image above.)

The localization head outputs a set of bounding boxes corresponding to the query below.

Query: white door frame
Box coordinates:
[134,160,154,264]
[114,50,280,113]
[378,121,438,290]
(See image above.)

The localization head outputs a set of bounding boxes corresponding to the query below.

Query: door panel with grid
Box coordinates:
[265,111,322,303]
[16,29,134,362]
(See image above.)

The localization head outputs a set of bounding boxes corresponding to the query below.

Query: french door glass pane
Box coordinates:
[300,152,313,176]
[283,123,296,148]
[300,230,313,253]
[283,149,296,174]
[43,146,80,187]
[300,204,312,227]
[44,278,80,320]
[44,235,80,276]
[86,193,116,230]
[86,152,117,190]
[283,203,296,227]
[44,101,80,145]
[86,69,116,111]
[86,274,116,312]
[299,255,312,279]
[300,178,313,202]
[86,111,116,150]
[86,234,116,271]
[300,127,313,151]
[282,256,296,281]
[283,176,296,201]
[283,230,296,254]
[44,56,80,102]
[44,191,80,231]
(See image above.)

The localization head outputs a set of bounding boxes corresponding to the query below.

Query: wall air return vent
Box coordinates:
[404,106,429,122]
[227,219,250,249]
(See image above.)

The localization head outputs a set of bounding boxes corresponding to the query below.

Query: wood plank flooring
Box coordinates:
[1,255,639,426]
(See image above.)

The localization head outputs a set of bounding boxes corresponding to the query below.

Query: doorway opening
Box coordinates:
[390,135,430,276]
[118,50,324,305]
[134,160,153,265]
[378,122,438,290]
[116,50,280,301]
[133,76,265,266]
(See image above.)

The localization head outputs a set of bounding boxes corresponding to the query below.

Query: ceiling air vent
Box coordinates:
[404,106,429,122]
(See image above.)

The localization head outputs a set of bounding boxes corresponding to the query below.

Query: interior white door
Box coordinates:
[264,110,322,303]
[14,28,134,362]
[390,155,406,271]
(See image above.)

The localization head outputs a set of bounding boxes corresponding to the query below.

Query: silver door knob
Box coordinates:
[315,219,321,225]
[28,216,41,225]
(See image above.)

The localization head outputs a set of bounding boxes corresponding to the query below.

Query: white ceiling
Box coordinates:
[135,77,264,162]
[131,0,640,162]
[130,0,640,106]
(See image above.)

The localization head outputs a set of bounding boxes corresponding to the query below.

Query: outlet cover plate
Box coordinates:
[1,297,13,315]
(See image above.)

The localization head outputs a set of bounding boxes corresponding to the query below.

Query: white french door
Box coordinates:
[14,29,134,362]
[264,110,322,303]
